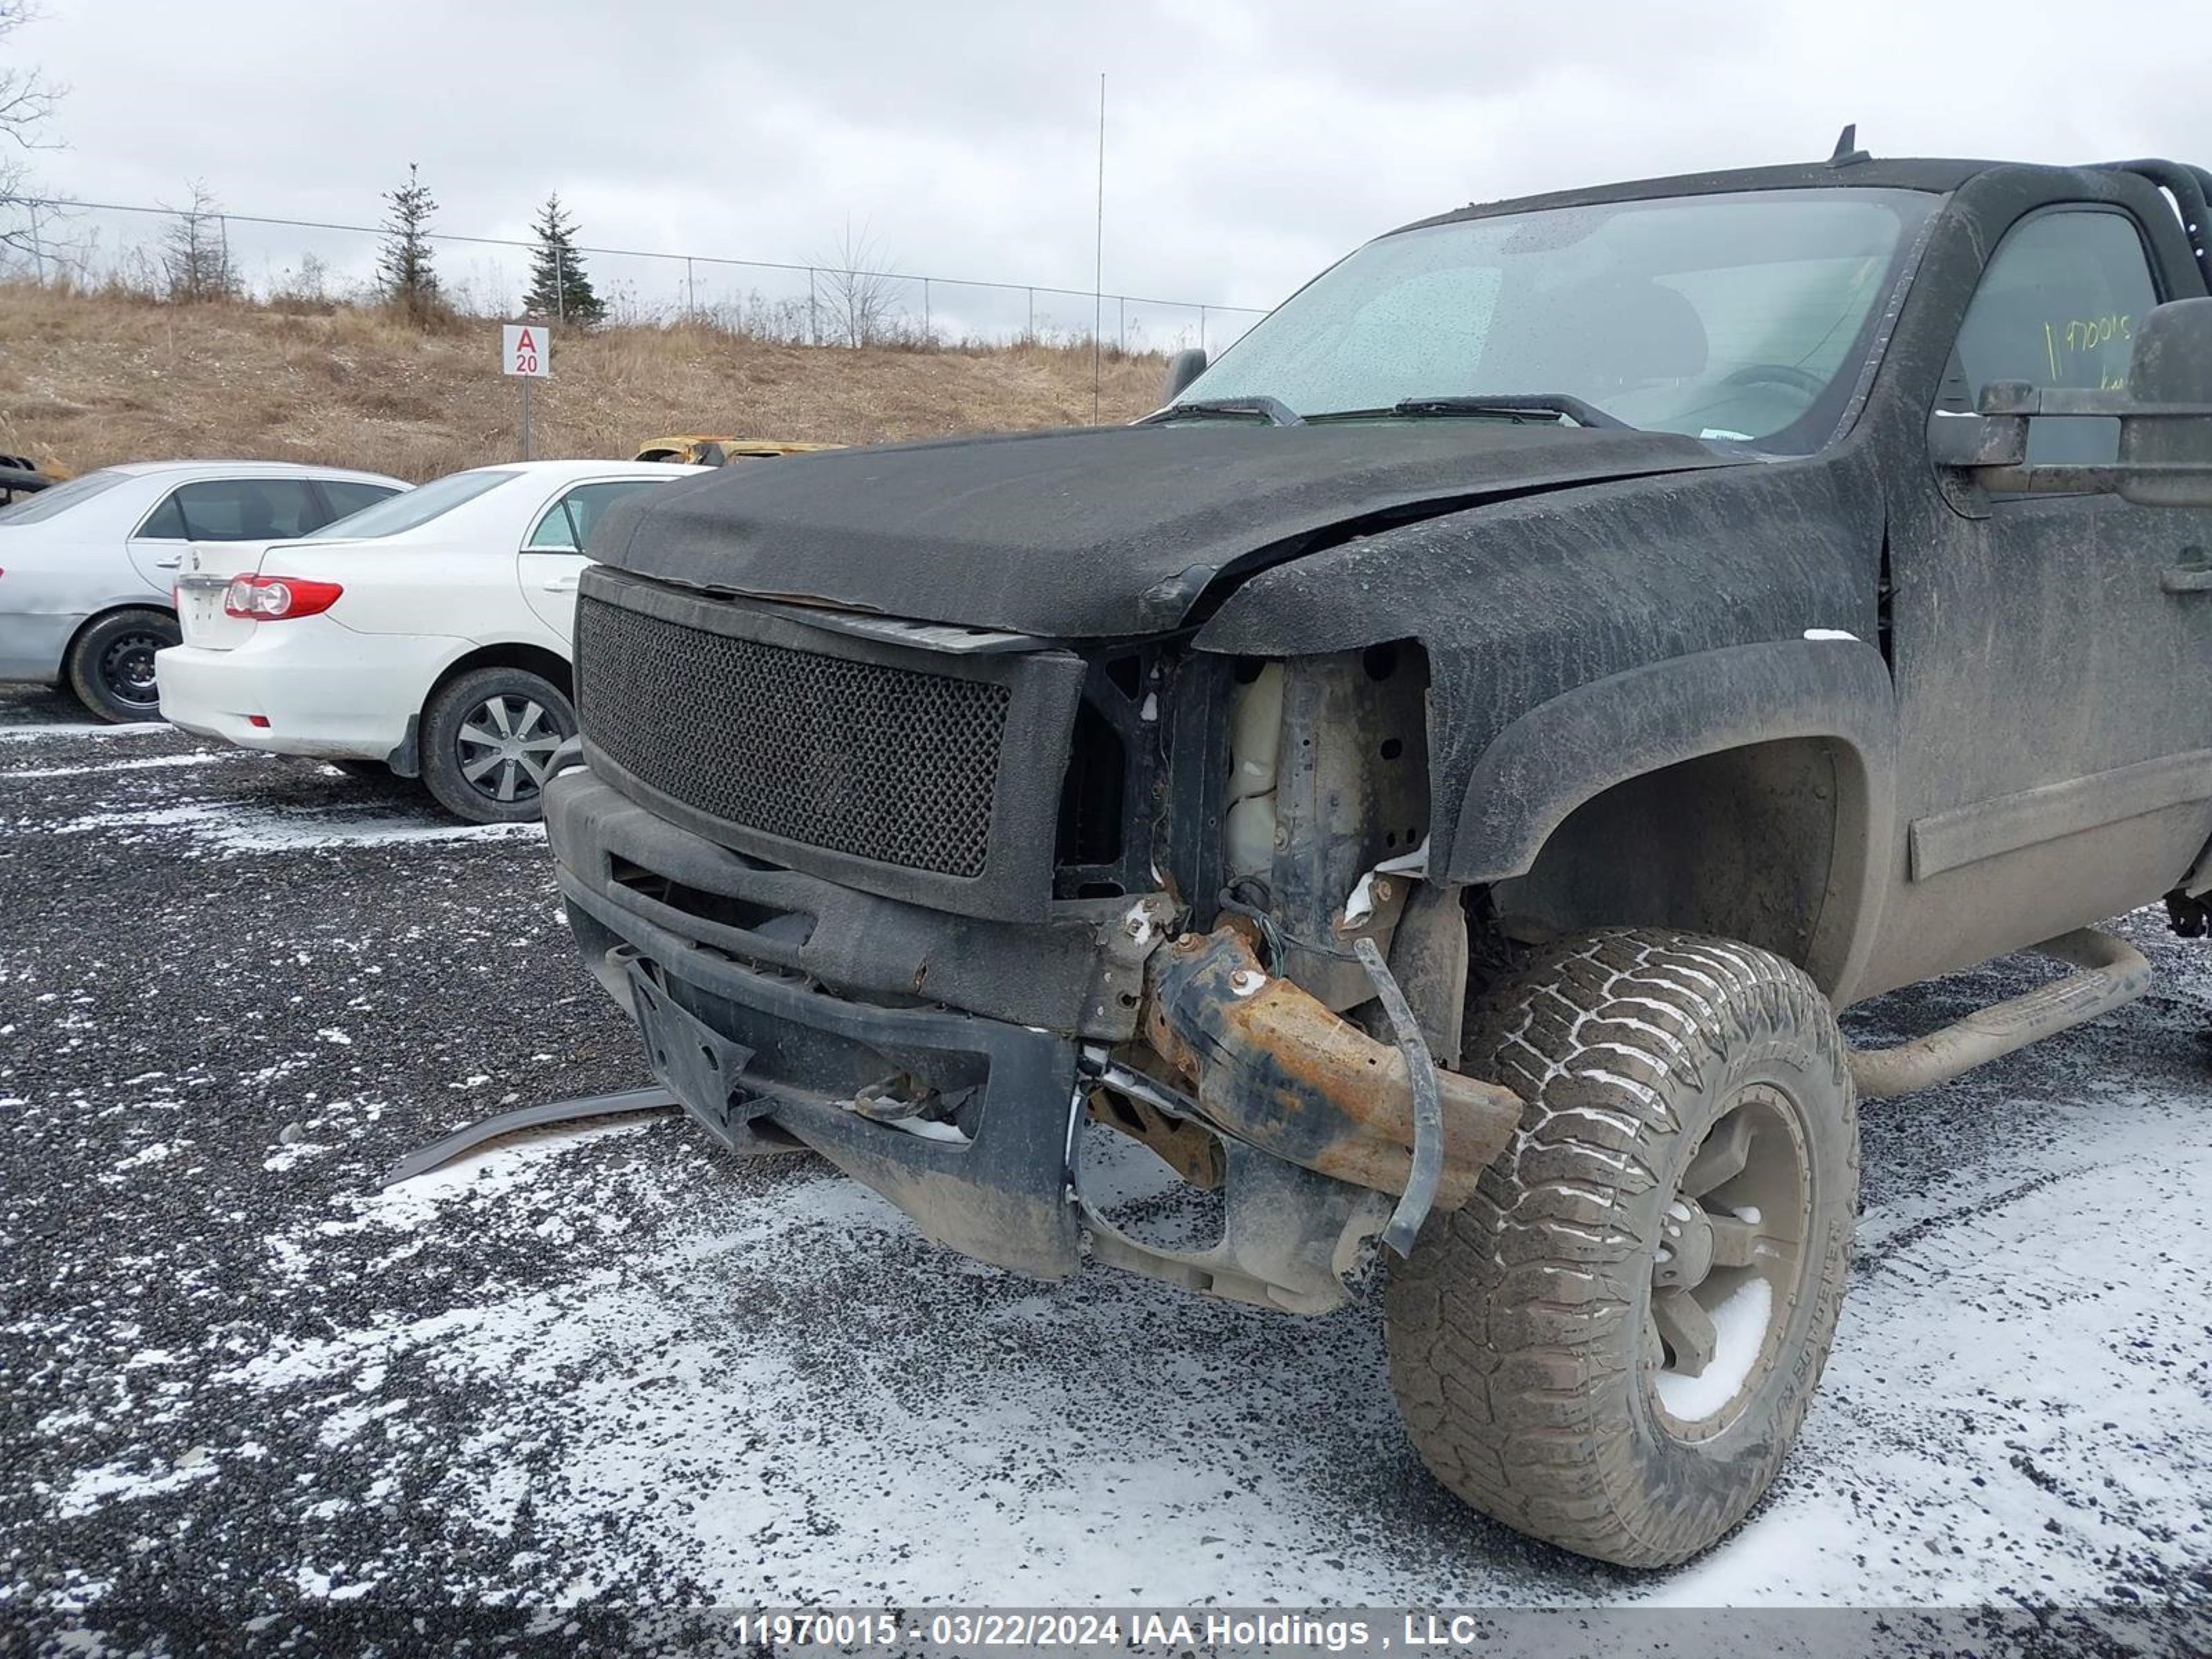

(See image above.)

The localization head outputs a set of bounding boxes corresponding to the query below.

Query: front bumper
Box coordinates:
[156,623,453,762]
[619,931,1085,1278]
[547,765,1172,1280]
[547,764,1523,1305]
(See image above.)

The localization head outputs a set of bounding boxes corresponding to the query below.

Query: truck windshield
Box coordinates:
[1177,187,1938,452]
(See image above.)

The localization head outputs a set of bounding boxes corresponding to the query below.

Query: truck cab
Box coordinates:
[543,149,2212,1567]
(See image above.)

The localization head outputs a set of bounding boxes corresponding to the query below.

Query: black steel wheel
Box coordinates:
[66,608,180,724]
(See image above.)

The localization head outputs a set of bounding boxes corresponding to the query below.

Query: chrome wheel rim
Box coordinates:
[1644,1083,1813,1441]
[455,693,566,805]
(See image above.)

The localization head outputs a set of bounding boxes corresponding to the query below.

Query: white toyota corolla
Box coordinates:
[158,459,706,823]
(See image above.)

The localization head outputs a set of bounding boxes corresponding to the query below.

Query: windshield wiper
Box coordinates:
[1380,393,1631,431]
[1141,395,1306,428]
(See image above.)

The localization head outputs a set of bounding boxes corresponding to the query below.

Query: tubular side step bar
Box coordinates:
[1846,928,2151,1100]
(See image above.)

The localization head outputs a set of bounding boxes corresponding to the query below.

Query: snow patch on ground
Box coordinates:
[199,1078,2212,1609]
[1655,1091,2212,1607]
[41,801,545,853]
[55,1454,221,1519]
[0,721,168,742]
[355,1117,664,1233]
[3,751,245,780]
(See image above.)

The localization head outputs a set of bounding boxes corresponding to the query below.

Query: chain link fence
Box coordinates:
[5,196,1266,356]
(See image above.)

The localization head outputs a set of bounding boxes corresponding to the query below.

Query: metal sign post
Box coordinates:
[501,324,551,460]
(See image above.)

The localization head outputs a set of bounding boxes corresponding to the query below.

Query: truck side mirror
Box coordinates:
[2115,297,2212,504]
[1933,299,2212,505]
[1161,347,1209,403]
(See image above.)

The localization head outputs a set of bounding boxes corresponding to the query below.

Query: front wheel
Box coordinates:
[1383,929,1858,1568]
[419,666,577,824]
[66,608,180,724]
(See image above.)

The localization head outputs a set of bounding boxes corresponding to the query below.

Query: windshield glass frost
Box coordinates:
[1179,187,1936,451]
[306,469,509,538]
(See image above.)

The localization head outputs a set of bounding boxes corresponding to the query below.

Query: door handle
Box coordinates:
[2161,563,2212,594]
[153,556,182,570]
[541,574,580,594]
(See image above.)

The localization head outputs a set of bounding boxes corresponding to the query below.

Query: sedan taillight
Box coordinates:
[224,574,344,621]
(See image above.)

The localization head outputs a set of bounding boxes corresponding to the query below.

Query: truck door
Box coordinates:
[1877,193,2212,992]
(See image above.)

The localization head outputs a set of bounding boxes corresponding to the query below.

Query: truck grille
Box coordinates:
[577,597,1010,878]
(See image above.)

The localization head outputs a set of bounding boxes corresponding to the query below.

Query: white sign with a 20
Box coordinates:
[502,324,550,377]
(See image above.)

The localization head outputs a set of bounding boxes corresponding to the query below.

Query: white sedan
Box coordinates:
[0,460,408,721]
[158,459,705,823]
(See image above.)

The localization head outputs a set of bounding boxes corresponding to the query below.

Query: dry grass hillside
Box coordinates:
[0,282,1169,482]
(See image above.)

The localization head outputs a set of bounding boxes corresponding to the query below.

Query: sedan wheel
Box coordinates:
[66,607,181,724]
[102,632,164,709]
[420,666,577,824]
[458,691,564,807]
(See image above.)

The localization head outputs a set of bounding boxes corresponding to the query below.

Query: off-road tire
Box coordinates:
[1383,929,1857,1568]
[419,667,577,825]
[66,607,179,724]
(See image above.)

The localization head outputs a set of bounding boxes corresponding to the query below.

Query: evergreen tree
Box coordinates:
[376,162,440,314]
[523,193,605,325]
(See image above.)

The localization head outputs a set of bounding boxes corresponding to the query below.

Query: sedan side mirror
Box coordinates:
[1932,297,2212,506]
[1161,347,1209,403]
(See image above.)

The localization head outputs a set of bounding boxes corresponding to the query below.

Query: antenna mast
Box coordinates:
[1093,72,1105,424]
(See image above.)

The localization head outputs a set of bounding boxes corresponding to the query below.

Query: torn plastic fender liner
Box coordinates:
[1142,927,1521,1208]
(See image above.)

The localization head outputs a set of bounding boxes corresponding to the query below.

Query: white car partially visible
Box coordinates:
[157,459,706,823]
[0,461,408,721]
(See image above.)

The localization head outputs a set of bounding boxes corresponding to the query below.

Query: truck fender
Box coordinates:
[1445,638,1898,1000]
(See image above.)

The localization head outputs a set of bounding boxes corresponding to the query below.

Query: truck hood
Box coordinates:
[590,419,1755,637]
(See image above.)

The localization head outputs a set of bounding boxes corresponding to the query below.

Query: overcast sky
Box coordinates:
[10,1,2211,346]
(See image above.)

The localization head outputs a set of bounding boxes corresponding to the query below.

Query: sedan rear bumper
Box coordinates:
[157,624,453,762]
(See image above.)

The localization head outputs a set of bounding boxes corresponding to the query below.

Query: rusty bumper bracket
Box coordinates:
[1352,936,1443,1257]
[1143,926,1521,1221]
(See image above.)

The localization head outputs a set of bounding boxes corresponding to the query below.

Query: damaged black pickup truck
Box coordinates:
[541,147,2212,1567]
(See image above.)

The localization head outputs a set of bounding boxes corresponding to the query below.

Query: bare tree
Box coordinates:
[0,3,66,272]
[159,179,238,303]
[812,221,902,348]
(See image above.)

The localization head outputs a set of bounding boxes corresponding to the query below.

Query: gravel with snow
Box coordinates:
[1,687,2208,1645]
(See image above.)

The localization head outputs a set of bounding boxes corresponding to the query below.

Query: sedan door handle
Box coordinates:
[541,574,581,594]
[153,556,182,570]
[2161,562,2212,594]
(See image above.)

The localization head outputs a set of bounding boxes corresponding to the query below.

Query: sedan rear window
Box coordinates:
[317,479,406,521]
[308,469,516,538]
[0,469,131,525]
[138,478,326,541]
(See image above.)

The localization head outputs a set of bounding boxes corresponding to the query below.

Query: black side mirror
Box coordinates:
[1932,298,2212,505]
[1161,347,1208,404]
[2116,297,2212,502]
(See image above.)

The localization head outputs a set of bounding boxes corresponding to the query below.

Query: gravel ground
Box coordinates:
[1,686,2209,1648]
